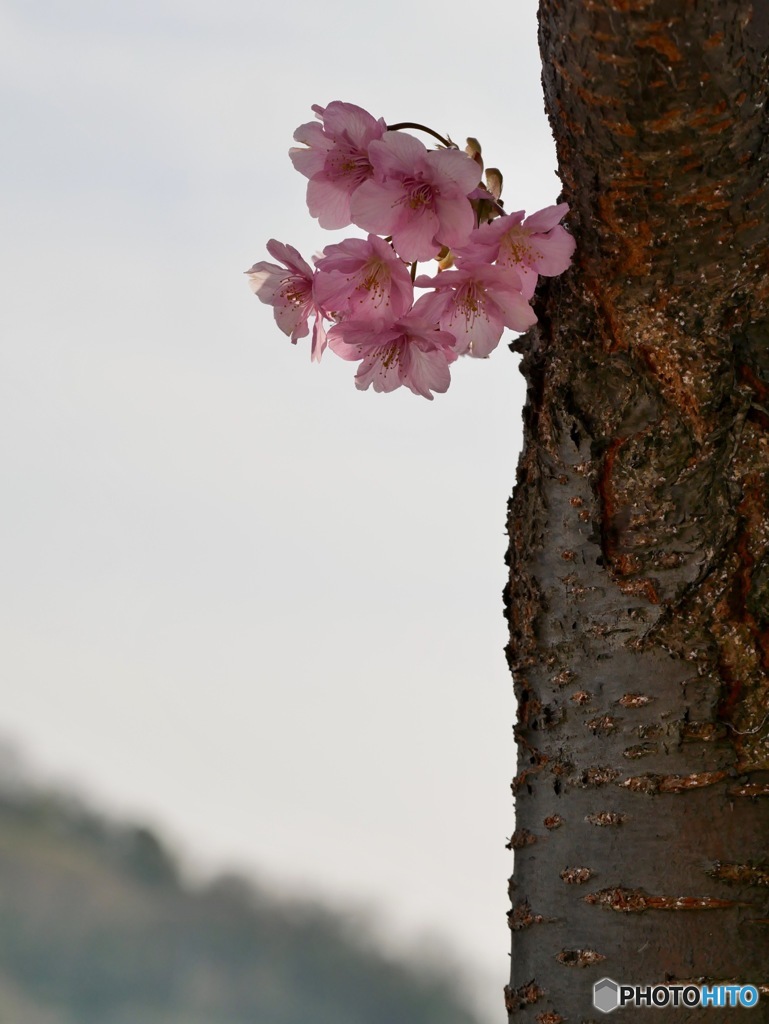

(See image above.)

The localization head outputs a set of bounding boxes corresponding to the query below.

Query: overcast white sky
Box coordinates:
[1,1,561,1018]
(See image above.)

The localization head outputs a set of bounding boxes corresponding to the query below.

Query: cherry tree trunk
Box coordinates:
[504,2,769,1020]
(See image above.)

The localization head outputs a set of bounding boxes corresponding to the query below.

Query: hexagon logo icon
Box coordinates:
[593,977,620,1014]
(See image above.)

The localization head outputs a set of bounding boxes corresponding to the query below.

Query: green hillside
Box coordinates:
[0,783,481,1024]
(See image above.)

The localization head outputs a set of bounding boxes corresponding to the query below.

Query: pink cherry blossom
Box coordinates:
[460,203,575,298]
[313,234,413,323]
[414,263,537,357]
[328,314,458,399]
[349,131,481,263]
[289,101,387,230]
[245,239,328,361]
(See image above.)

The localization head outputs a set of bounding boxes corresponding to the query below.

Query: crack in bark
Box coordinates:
[508,829,538,850]
[623,743,659,759]
[728,782,769,798]
[504,980,545,1012]
[543,815,564,830]
[560,867,593,884]
[509,899,546,931]
[584,886,747,912]
[620,770,728,793]
[555,948,606,968]
[618,693,652,707]
[708,861,769,887]
[585,811,626,826]
[579,766,620,786]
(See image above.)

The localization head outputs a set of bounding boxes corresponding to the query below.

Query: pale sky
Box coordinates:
[1,1,561,1019]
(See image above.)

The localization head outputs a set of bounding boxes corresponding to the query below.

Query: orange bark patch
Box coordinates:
[706,119,734,135]
[646,108,688,133]
[740,364,769,403]
[636,32,683,63]
[614,553,642,576]
[600,118,637,136]
[600,0,654,11]
[636,341,707,440]
[672,182,732,209]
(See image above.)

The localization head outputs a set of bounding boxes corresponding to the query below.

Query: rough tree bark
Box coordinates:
[504,2,769,1020]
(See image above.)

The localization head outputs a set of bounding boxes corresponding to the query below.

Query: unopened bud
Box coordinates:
[485,167,503,200]
[436,246,455,270]
[465,137,484,171]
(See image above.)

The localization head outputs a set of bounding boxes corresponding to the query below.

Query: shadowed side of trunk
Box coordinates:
[504,2,769,1020]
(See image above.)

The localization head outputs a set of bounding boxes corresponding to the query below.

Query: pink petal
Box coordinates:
[411,288,451,325]
[245,261,284,304]
[265,239,313,279]
[350,179,405,236]
[490,288,538,333]
[471,209,525,247]
[528,225,576,276]
[311,316,327,362]
[306,177,354,229]
[316,236,371,273]
[356,350,403,394]
[367,131,428,179]
[289,148,327,180]
[312,270,357,312]
[466,322,504,358]
[425,148,482,193]
[392,208,441,262]
[318,101,385,148]
[516,266,538,300]
[328,319,390,360]
[273,298,309,341]
[523,202,570,233]
[388,268,416,319]
[293,120,330,148]
[484,260,535,299]
[289,121,332,179]
[433,194,475,250]
[454,302,504,358]
[401,345,452,399]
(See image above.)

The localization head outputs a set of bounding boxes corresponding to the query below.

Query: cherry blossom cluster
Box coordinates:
[246,101,575,399]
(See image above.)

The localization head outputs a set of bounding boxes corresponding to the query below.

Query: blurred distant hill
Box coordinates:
[0,761,481,1024]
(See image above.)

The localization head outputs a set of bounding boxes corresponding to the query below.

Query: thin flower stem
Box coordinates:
[387,122,453,148]
[410,261,418,283]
